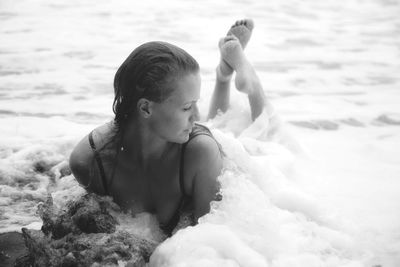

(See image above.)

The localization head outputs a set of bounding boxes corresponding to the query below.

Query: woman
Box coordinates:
[69,19,268,236]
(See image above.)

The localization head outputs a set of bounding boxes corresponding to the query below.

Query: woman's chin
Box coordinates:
[178,131,190,143]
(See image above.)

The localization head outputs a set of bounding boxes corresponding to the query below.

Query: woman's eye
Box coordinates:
[183,106,192,111]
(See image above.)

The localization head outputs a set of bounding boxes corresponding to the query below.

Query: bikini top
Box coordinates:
[88,123,221,236]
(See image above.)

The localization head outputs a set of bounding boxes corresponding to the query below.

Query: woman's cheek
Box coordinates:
[175,110,187,125]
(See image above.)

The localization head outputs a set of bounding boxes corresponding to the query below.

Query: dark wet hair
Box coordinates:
[112,41,199,128]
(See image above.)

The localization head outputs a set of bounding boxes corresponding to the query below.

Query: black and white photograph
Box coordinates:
[0,0,399,266]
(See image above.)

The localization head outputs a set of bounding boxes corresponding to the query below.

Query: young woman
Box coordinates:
[69,19,268,236]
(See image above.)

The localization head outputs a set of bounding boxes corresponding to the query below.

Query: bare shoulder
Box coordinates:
[184,134,222,170]
[69,122,114,194]
[69,133,96,191]
[182,133,223,214]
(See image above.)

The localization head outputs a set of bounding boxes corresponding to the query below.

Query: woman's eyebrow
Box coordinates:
[184,99,199,104]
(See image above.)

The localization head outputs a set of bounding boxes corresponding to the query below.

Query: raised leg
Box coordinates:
[207,68,231,120]
[208,19,272,121]
[208,19,254,120]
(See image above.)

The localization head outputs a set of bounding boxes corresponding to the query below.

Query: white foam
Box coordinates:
[1,0,399,265]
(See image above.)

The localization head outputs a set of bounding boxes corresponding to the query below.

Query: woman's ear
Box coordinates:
[137,98,152,118]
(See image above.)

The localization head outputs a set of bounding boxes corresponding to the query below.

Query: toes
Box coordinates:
[232,19,252,29]
[232,19,255,30]
[245,19,254,30]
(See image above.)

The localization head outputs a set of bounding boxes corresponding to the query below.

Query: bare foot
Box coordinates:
[227,19,254,49]
[217,19,254,81]
[218,35,258,94]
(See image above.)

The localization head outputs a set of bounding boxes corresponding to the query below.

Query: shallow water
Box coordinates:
[1,0,399,266]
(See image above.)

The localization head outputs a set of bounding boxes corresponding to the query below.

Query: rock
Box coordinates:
[20,228,156,266]
[18,193,158,266]
[38,193,118,239]
[73,210,117,234]
[0,232,29,267]
[70,194,118,234]
[19,228,62,267]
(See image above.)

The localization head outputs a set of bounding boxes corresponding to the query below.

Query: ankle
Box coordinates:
[216,65,232,83]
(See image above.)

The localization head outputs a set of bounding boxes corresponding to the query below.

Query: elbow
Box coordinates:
[69,149,91,190]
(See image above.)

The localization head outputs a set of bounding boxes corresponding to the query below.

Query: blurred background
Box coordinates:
[0,0,399,266]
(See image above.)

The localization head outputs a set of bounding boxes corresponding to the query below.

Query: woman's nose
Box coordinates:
[190,104,200,122]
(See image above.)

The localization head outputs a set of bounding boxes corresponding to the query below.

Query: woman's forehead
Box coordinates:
[166,73,201,103]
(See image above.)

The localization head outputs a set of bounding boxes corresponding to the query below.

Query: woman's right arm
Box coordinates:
[69,135,104,194]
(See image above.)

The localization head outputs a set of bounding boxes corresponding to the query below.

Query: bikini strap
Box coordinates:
[88,131,109,195]
[160,141,190,236]
[179,142,189,197]
[164,125,217,236]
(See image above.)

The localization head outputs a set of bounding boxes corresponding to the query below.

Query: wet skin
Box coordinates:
[70,73,222,226]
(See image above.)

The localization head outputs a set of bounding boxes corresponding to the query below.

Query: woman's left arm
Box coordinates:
[183,135,223,221]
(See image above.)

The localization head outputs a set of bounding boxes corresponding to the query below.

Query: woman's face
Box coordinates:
[149,72,201,144]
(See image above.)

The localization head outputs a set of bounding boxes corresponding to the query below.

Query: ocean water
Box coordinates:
[1,0,399,266]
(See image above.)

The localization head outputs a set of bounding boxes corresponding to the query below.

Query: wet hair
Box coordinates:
[112,41,199,128]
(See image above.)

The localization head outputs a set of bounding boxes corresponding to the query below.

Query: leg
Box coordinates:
[209,34,273,121]
[221,35,268,121]
[207,68,231,120]
[208,19,254,120]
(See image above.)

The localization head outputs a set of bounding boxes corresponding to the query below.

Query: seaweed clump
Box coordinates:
[16,193,158,267]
